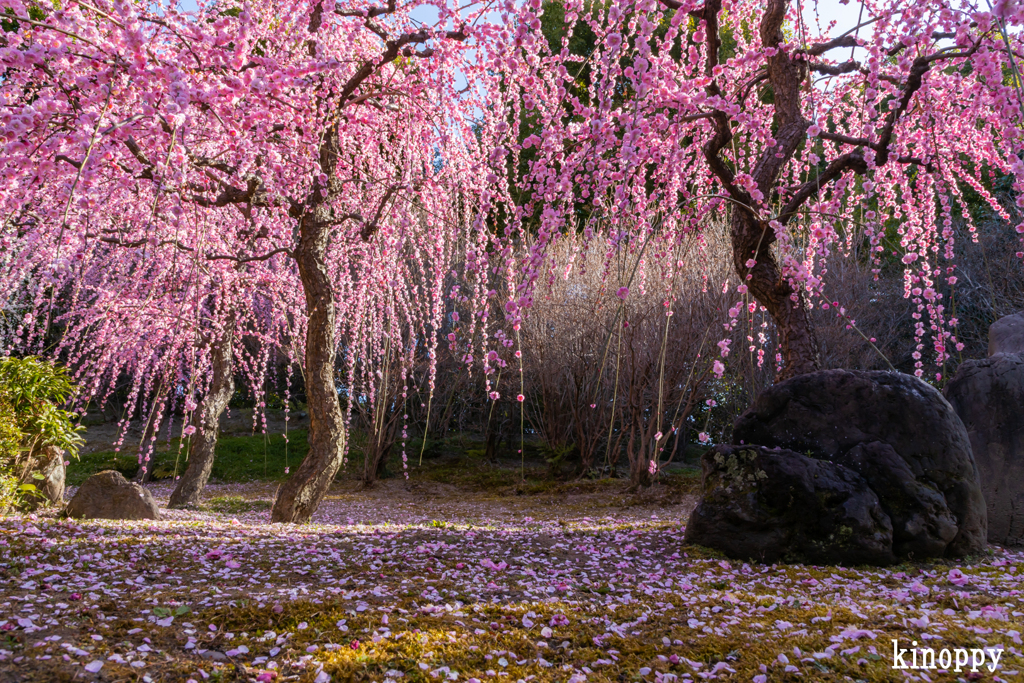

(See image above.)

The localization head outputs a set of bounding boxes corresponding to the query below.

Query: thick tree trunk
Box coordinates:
[168,327,235,509]
[731,210,820,380]
[691,0,821,380]
[271,206,346,523]
[728,0,820,380]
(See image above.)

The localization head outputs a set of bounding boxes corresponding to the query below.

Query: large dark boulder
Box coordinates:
[731,369,987,558]
[989,311,1024,356]
[843,441,958,558]
[685,445,895,565]
[945,353,1024,546]
[65,470,160,521]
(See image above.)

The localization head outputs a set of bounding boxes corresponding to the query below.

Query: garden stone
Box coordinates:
[988,311,1024,356]
[843,441,958,558]
[684,445,895,565]
[17,445,65,509]
[65,470,160,521]
[944,353,1024,546]
[730,369,986,558]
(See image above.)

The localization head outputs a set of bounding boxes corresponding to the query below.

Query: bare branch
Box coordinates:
[809,59,860,76]
[818,130,873,148]
[206,247,292,263]
[802,35,859,56]
[56,155,82,169]
[779,152,868,224]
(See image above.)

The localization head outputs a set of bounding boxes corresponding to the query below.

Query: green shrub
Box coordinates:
[0,356,83,511]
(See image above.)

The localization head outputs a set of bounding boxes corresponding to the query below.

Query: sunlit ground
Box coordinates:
[1,480,1022,682]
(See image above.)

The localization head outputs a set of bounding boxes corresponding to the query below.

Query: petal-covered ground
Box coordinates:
[1,481,1022,683]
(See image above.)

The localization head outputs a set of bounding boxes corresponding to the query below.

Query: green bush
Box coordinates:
[0,356,83,511]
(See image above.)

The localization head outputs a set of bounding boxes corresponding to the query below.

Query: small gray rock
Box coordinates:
[18,445,65,510]
[65,470,160,521]
[199,650,227,661]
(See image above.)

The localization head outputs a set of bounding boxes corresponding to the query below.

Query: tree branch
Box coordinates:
[335,0,397,19]
[124,137,155,179]
[360,183,410,241]
[206,247,292,263]
[656,0,707,20]
[55,155,82,169]
[801,35,859,57]
[809,59,860,76]
[779,36,983,222]
[779,152,868,224]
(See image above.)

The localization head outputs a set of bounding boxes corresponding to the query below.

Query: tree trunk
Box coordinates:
[629,461,653,491]
[484,401,502,462]
[271,206,346,523]
[361,438,393,489]
[168,327,235,509]
[731,210,820,380]
[693,0,820,380]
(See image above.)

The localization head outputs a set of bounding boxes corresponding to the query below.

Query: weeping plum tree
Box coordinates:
[3,0,1022,517]
[1,196,298,506]
[499,0,1024,381]
[0,0,503,521]
[167,313,237,509]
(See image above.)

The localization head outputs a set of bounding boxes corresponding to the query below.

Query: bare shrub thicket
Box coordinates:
[519,226,737,486]
[350,335,411,489]
[806,208,1022,379]
[340,206,1021,487]
[944,215,1024,361]
[810,250,920,374]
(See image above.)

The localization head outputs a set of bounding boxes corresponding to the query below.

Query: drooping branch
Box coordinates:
[779,37,984,223]
[667,0,743,199]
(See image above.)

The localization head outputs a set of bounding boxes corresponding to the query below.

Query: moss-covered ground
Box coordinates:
[1,478,1021,683]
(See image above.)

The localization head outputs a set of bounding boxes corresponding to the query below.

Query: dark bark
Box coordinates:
[361,438,395,489]
[736,0,821,379]
[361,403,403,489]
[675,0,823,380]
[271,205,347,523]
[269,5,468,522]
[484,418,501,462]
[731,212,820,379]
[168,327,235,509]
[659,1,980,379]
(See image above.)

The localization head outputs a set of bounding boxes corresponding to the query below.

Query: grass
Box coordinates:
[66,428,703,505]
[66,430,310,486]
[202,495,274,514]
